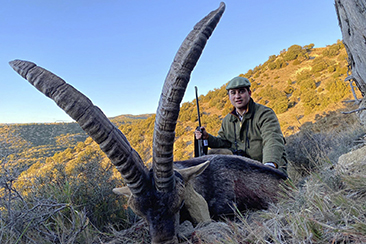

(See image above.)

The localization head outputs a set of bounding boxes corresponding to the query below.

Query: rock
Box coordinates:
[177,220,195,240]
[191,221,234,243]
[336,145,366,176]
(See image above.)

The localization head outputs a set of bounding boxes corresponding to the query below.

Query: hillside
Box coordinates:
[109,113,154,128]
[167,40,362,163]
[1,40,366,243]
[1,41,361,169]
[189,41,356,135]
[3,41,360,167]
[0,115,151,172]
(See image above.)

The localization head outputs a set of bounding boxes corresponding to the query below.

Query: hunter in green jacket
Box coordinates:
[195,76,288,176]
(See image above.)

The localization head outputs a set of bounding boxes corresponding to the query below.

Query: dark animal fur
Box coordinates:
[175,155,287,219]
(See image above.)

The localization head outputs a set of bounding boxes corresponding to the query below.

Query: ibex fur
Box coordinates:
[9,2,287,243]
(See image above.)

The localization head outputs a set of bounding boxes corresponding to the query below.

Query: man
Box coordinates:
[195,76,288,176]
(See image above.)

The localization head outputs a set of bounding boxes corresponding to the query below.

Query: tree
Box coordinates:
[335,0,366,124]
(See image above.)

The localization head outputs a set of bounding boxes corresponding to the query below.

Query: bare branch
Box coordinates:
[341,107,366,114]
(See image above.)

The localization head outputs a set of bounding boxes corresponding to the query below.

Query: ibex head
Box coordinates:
[9,3,225,243]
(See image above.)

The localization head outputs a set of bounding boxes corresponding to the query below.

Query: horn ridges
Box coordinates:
[152,2,225,192]
[9,59,149,196]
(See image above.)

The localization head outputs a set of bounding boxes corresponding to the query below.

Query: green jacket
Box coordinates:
[208,98,288,175]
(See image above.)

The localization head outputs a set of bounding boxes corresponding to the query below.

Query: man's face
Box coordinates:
[228,87,251,111]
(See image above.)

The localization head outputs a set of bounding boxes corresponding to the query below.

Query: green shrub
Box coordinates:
[258,85,289,114]
[311,58,328,72]
[268,55,277,62]
[284,45,303,61]
[271,99,289,114]
[275,58,287,69]
[251,81,260,90]
[300,78,317,90]
[301,90,320,113]
[268,62,277,70]
[296,69,312,82]
[325,78,349,102]
[322,42,343,57]
[244,69,253,78]
[303,43,315,51]
[327,66,336,72]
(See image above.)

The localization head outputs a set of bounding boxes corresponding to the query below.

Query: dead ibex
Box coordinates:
[9,2,287,243]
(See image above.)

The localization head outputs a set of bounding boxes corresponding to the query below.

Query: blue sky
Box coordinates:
[1,1,342,124]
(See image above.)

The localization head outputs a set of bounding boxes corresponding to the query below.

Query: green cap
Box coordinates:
[226,76,251,90]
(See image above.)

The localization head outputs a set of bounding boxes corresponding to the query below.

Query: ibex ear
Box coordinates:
[113,186,132,197]
[176,161,210,182]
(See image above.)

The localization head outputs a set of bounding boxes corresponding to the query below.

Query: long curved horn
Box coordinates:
[153,2,225,192]
[9,60,149,196]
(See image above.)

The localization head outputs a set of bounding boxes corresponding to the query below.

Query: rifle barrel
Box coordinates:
[195,86,202,128]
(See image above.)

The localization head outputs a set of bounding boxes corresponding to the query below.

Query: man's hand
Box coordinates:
[195,126,209,140]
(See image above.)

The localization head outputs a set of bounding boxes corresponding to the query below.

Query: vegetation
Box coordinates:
[1,41,365,243]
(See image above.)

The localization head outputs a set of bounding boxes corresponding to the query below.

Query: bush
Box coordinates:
[244,69,253,78]
[301,90,320,113]
[1,149,118,243]
[296,69,312,82]
[272,99,289,114]
[311,58,328,72]
[179,106,194,121]
[286,131,331,178]
[268,55,277,62]
[327,66,336,72]
[324,78,349,102]
[322,42,343,57]
[275,58,287,69]
[258,85,289,114]
[209,96,222,108]
[299,78,317,90]
[268,62,277,70]
[16,146,129,232]
[286,112,365,181]
[303,43,315,51]
[251,81,261,91]
[284,45,303,61]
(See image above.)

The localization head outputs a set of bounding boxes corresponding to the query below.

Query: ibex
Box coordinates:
[9,2,287,243]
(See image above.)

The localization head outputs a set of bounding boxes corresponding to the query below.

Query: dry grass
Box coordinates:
[102,110,366,243]
[1,105,366,243]
[188,110,366,243]
[218,169,366,244]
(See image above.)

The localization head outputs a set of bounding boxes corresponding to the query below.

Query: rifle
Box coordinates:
[194,86,208,157]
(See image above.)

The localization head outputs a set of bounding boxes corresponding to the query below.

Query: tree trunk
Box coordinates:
[335,0,366,125]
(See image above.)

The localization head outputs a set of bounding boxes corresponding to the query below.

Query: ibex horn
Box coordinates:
[152,2,225,192]
[9,59,150,196]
